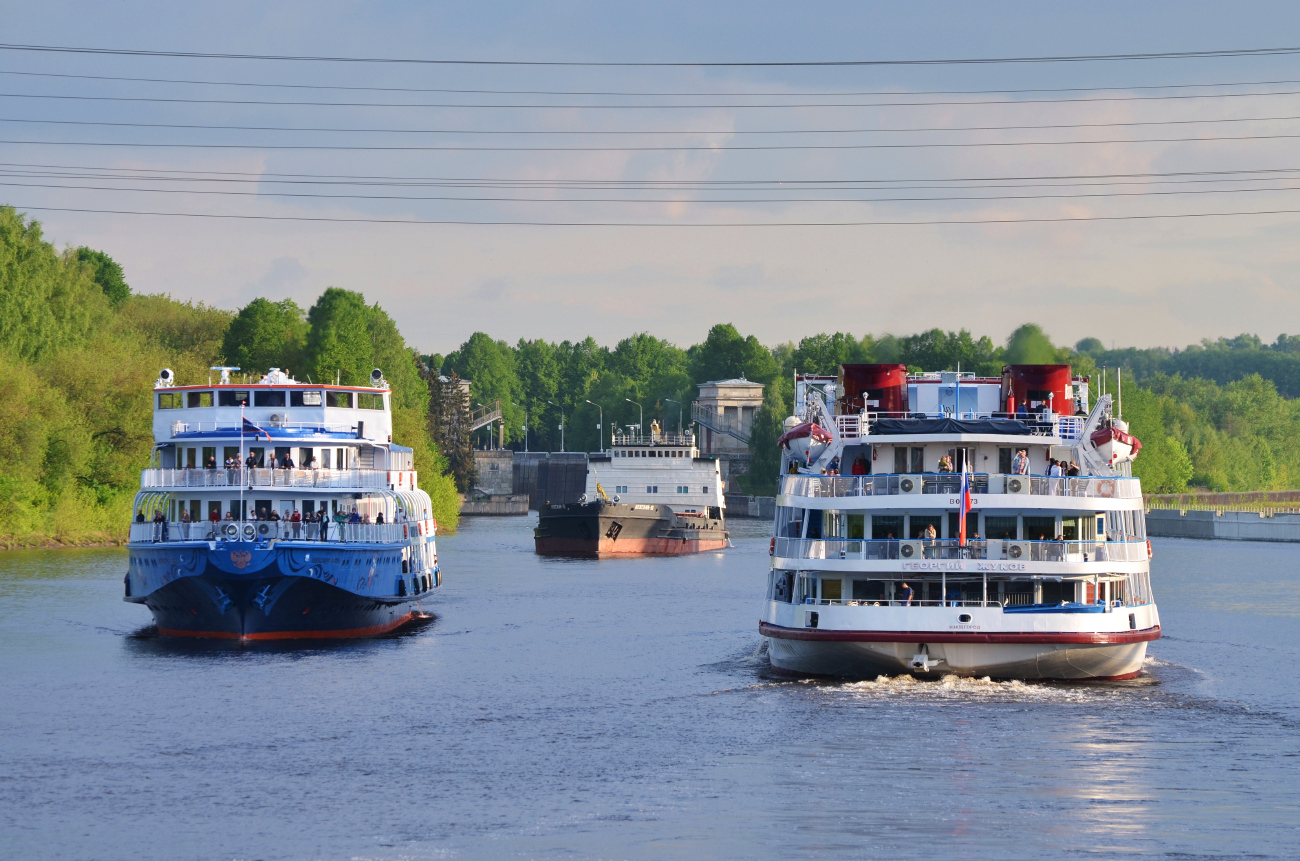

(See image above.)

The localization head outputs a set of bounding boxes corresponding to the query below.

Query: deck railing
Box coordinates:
[169,421,357,436]
[141,467,396,490]
[773,537,1150,563]
[780,473,1142,500]
[129,519,416,545]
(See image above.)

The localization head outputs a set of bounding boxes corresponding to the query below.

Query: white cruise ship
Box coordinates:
[760,363,1158,680]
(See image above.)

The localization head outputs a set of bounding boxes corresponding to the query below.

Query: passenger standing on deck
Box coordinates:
[851,454,867,475]
[1012,449,1029,475]
[899,582,914,606]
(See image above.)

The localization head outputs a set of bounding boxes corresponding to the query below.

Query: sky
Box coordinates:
[5,1,1300,355]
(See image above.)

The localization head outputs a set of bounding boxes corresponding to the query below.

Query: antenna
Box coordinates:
[1117,367,1122,419]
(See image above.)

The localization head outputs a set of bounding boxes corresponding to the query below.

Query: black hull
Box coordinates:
[140,575,424,640]
[534,501,727,557]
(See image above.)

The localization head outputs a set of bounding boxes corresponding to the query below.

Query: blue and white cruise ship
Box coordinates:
[125,366,440,640]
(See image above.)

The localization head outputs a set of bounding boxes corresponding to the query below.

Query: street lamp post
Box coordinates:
[547,400,565,452]
[625,399,643,441]
[664,398,683,436]
[512,402,528,453]
[585,400,604,452]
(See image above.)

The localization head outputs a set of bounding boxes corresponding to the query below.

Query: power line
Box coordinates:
[3,41,1300,67]
[7,66,1300,98]
[13,202,1300,226]
[7,112,1300,137]
[9,177,1300,204]
[11,165,1299,193]
[7,88,1300,110]
[5,131,1300,152]
[6,159,1300,187]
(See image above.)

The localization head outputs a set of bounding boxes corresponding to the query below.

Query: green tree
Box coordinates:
[1005,323,1063,365]
[0,208,111,361]
[689,323,778,384]
[304,288,374,385]
[222,298,308,376]
[445,332,523,447]
[740,375,793,495]
[75,247,130,307]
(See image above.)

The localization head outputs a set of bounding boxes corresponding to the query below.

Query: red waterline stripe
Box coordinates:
[758,620,1161,645]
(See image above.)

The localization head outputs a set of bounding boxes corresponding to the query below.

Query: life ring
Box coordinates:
[1097,479,1116,498]
[1147,539,1153,560]
[769,537,775,556]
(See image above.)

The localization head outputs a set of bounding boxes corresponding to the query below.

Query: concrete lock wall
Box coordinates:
[1146,508,1300,542]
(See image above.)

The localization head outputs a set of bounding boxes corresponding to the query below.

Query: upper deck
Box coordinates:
[151,367,393,448]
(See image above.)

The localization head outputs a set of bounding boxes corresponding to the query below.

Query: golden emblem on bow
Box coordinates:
[230,551,252,569]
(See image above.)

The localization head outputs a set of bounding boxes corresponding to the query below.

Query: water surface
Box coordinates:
[1,519,1297,860]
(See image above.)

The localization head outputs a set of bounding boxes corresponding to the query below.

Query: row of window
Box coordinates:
[631,485,710,494]
[615,449,690,458]
[158,390,384,410]
[174,445,358,470]
[774,506,1142,541]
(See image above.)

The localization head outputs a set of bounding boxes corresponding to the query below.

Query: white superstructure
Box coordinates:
[585,429,726,513]
[761,364,1160,681]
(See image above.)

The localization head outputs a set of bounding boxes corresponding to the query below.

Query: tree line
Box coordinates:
[433,323,1300,497]
[0,206,459,547]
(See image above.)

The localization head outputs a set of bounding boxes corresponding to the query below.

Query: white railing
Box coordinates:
[129,519,418,545]
[611,431,696,446]
[168,421,358,435]
[1056,416,1086,440]
[835,415,864,438]
[773,537,1150,563]
[141,468,399,490]
[780,473,1142,500]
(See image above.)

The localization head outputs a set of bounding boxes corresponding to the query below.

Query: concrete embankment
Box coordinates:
[1146,508,1300,542]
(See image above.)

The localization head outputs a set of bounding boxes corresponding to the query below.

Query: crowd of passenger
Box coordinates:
[136,503,401,543]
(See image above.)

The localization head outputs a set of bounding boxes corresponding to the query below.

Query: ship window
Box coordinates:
[909,515,941,540]
[998,447,1013,474]
[1023,516,1056,541]
[985,516,1017,540]
[157,392,183,409]
[702,486,708,494]
[187,391,213,408]
[254,391,286,407]
[820,579,842,602]
[290,390,323,407]
[872,515,903,540]
[218,390,250,407]
[358,392,385,410]
[852,580,886,601]
[327,391,353,408]
[646,485,658,493]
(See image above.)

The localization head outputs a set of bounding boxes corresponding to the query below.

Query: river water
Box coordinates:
[2,517,1298,860]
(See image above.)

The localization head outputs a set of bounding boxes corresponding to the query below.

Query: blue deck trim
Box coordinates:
[1003,602,1107,614]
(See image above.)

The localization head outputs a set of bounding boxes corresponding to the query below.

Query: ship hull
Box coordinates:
[534,501,728,557]
[126,542,437,640]
[761,621,1157,680]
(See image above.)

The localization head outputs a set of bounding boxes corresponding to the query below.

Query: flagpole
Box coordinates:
[240,403,245,522]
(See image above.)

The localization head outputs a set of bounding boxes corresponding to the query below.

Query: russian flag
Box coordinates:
[242,416,271,439]
[958,470,973,546]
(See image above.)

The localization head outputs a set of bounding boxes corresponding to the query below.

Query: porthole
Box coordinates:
[958,614,972,623]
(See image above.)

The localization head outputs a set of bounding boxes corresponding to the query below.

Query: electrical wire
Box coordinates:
[7,112,1300,136]
[13,202,1300,226]
[7,67,1300,98]
[8,177,1300,205]
[7,89,1300,110]
[6,160,1300,187]
[4,132,1300,152]
[4,41,1300,67]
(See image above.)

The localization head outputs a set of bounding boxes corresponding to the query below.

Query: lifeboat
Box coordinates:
[777,421,833,449]
[1090,424,1143,464]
